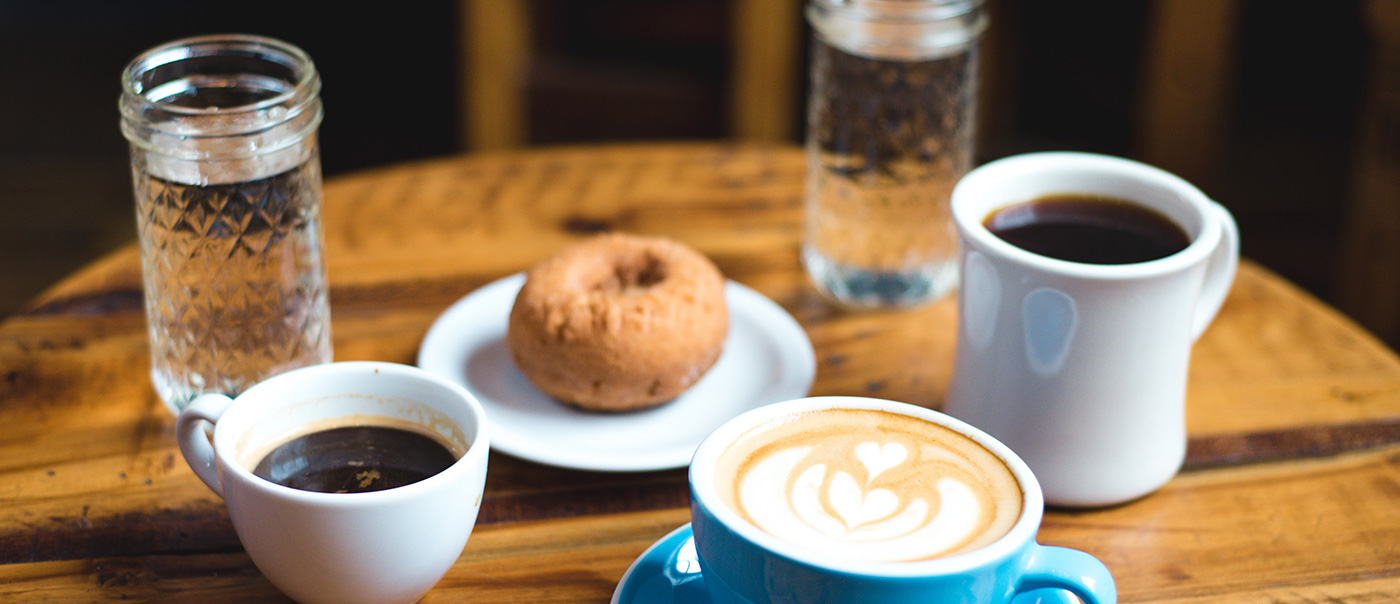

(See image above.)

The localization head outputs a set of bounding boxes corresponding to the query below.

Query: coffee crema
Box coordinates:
[250,420,463,494]
[714,408,1022,563]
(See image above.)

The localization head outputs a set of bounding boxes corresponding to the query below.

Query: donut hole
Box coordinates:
[593,251,667,294]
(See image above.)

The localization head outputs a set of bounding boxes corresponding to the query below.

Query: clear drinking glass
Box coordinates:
[803,0,987,309]
[120,34,332,413]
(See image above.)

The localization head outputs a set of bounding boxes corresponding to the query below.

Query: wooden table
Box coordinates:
[3,142,1399,602]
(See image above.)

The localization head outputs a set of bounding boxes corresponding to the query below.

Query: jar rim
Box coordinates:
[808,0,986,23]
[806,0,987,60]
[120,33,319,119]
[119,34,323,179]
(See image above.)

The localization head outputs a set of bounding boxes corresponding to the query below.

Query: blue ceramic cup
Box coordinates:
[689,396,1115,604]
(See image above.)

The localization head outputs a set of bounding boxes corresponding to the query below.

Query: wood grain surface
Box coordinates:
[2,143,1398,602]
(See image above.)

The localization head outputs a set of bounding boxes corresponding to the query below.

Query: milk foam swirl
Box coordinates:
[716,409,1022,562]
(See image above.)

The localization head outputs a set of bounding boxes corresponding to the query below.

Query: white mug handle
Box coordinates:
[1191,200,1240,341]
[176,393,236,497]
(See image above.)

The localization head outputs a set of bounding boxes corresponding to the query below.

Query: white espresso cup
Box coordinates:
[944,152,1239,507]
[176,361,490,604]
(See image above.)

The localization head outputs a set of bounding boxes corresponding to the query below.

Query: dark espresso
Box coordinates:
[985,194,1191,264]
[252,426,459,494]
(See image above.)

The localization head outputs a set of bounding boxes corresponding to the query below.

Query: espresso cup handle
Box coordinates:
[1190,200,1240,341]
[1015,544,1117,604]
[176,393,236,498]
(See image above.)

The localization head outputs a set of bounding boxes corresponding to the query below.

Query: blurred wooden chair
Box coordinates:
[1335,0,1400,347]
[457,0,802,151]
[458,0,1247,170]
[1135,0,1245,189]
[1103,0,1400,347]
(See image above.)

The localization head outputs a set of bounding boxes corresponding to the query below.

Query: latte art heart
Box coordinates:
[715,408,1022,562]
[819,467,900,529]
[855,441,908,483]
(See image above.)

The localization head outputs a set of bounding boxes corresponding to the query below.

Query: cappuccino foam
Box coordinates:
[714,408,1022,562]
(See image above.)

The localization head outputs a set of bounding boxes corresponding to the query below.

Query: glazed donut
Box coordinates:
[506,233,729,411]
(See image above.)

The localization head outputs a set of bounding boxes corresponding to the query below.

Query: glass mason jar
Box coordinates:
[803,0,988,309]
[120,34,332,413]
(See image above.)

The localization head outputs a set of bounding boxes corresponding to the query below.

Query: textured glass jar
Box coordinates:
[120,34,332,413]
[803,0,987,309]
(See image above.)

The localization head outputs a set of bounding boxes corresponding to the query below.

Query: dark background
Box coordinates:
[0,1,1387,346]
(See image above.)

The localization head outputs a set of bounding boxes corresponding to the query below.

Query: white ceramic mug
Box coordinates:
[943,152,1238,507]
[176,361,490,604]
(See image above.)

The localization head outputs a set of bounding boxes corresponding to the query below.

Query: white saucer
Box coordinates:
[417,273,816,472]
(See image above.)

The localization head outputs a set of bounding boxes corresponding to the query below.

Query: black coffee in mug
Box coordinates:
[984,194,1191,264]
[252,425,459,493]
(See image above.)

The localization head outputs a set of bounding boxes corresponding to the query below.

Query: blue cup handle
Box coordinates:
[1014,544,1117,604]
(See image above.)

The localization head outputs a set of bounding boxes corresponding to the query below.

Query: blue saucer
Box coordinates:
[612,524,1086,604]
[612,524,710,604]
